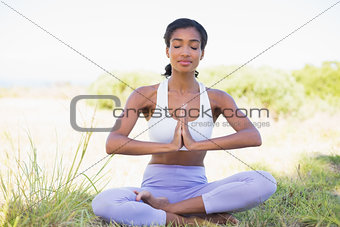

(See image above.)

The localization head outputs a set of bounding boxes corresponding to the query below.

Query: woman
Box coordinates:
[92,18,277,226]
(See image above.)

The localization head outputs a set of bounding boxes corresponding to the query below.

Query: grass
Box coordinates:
[1,71,339,226]
[1,130,339,227]
[0,130,113,226]
[236,153,340,227]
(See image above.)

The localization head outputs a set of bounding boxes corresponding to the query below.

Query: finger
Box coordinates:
[182,118,186,127]
[181,108,186,116]
[180,108,186,119]
[175,120,180,132]
[181,111,186,123]
[177,119,181,128]
[182,118,188,131]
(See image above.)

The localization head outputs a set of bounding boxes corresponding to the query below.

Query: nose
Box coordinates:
[180,46,191,57]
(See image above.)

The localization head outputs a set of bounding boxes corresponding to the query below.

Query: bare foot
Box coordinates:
[167,212,219,227]
[191,212,239,225]
[133,190,170,210]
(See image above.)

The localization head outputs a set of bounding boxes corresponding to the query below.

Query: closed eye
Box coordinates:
[174,46,198,50]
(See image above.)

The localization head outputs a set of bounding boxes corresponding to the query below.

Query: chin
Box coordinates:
[174,68,196,74]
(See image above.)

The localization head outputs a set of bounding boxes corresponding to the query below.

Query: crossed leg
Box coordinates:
[92,170,276,226]
[92,187,214,226]
[135,170,277,225]
[134,190,238,225]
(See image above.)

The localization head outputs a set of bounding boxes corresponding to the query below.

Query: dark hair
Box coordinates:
[162,18,208,78]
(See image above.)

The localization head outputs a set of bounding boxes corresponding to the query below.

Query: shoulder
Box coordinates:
[125,83,160,108]
[204,86,236,108]
[131,83,158,97]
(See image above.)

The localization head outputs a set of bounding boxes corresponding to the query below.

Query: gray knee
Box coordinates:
[256,170,277,199]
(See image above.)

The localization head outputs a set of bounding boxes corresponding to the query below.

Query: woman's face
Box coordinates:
[166,27,204,75]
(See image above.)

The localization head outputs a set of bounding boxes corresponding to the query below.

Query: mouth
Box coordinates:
[178,60,192,66]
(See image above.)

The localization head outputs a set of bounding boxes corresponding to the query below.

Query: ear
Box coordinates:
[200,49,205,60]
[166,47,170,58]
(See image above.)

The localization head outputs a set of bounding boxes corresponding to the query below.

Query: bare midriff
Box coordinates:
[148,151,207,166]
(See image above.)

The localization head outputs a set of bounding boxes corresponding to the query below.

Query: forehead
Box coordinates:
[170,27,201,42]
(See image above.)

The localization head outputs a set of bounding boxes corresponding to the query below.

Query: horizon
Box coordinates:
[1,0,339,87]
[0,62,327,88]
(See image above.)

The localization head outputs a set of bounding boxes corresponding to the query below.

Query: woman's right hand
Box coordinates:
[170,119,183,151]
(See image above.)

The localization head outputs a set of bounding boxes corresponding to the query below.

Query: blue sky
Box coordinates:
[0,0,339,86]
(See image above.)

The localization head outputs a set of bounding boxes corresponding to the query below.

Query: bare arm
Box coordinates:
[190,90,261,151]
[106,133,175,155]
[106,86,182,155]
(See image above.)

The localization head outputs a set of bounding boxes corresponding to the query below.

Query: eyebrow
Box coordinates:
[171,38,201,43]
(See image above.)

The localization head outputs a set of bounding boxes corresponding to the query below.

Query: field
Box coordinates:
[1,65,340,226]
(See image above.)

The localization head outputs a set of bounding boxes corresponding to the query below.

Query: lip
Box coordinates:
[178,60,192,66]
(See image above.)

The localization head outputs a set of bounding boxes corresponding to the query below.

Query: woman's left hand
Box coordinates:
[179,107,197,151]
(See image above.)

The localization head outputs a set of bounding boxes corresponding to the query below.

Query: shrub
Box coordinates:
[292,61,340,105]
[88,70,162,109]
[200,65,305,116]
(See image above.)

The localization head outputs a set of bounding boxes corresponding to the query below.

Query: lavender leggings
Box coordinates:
[92,164,277,226]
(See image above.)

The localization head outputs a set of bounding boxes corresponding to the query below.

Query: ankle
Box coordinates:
[163,203,173,213]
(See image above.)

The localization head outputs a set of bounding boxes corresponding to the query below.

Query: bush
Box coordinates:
[88,70,162,109]
[292,61,340,105]
[200,65,305,116]
[89,63,340,117]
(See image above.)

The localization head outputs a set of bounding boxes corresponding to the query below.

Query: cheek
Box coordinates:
[169,48,180,55]
[193,52,202,60]
[168,50,181,61]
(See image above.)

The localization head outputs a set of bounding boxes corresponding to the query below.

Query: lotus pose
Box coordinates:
[92,18,277,226]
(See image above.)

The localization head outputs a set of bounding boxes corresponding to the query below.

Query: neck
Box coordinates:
[168,70,198,94]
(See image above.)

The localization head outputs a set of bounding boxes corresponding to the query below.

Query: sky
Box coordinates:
[0,0,339,86]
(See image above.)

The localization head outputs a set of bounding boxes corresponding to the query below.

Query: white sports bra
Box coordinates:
[147,78,214,151]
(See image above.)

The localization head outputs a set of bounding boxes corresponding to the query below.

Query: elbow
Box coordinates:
[254,137,262,146]
[105,133,121,155]
[248,128,261,147]
[106,142,113,154]
[253,130,262,146]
